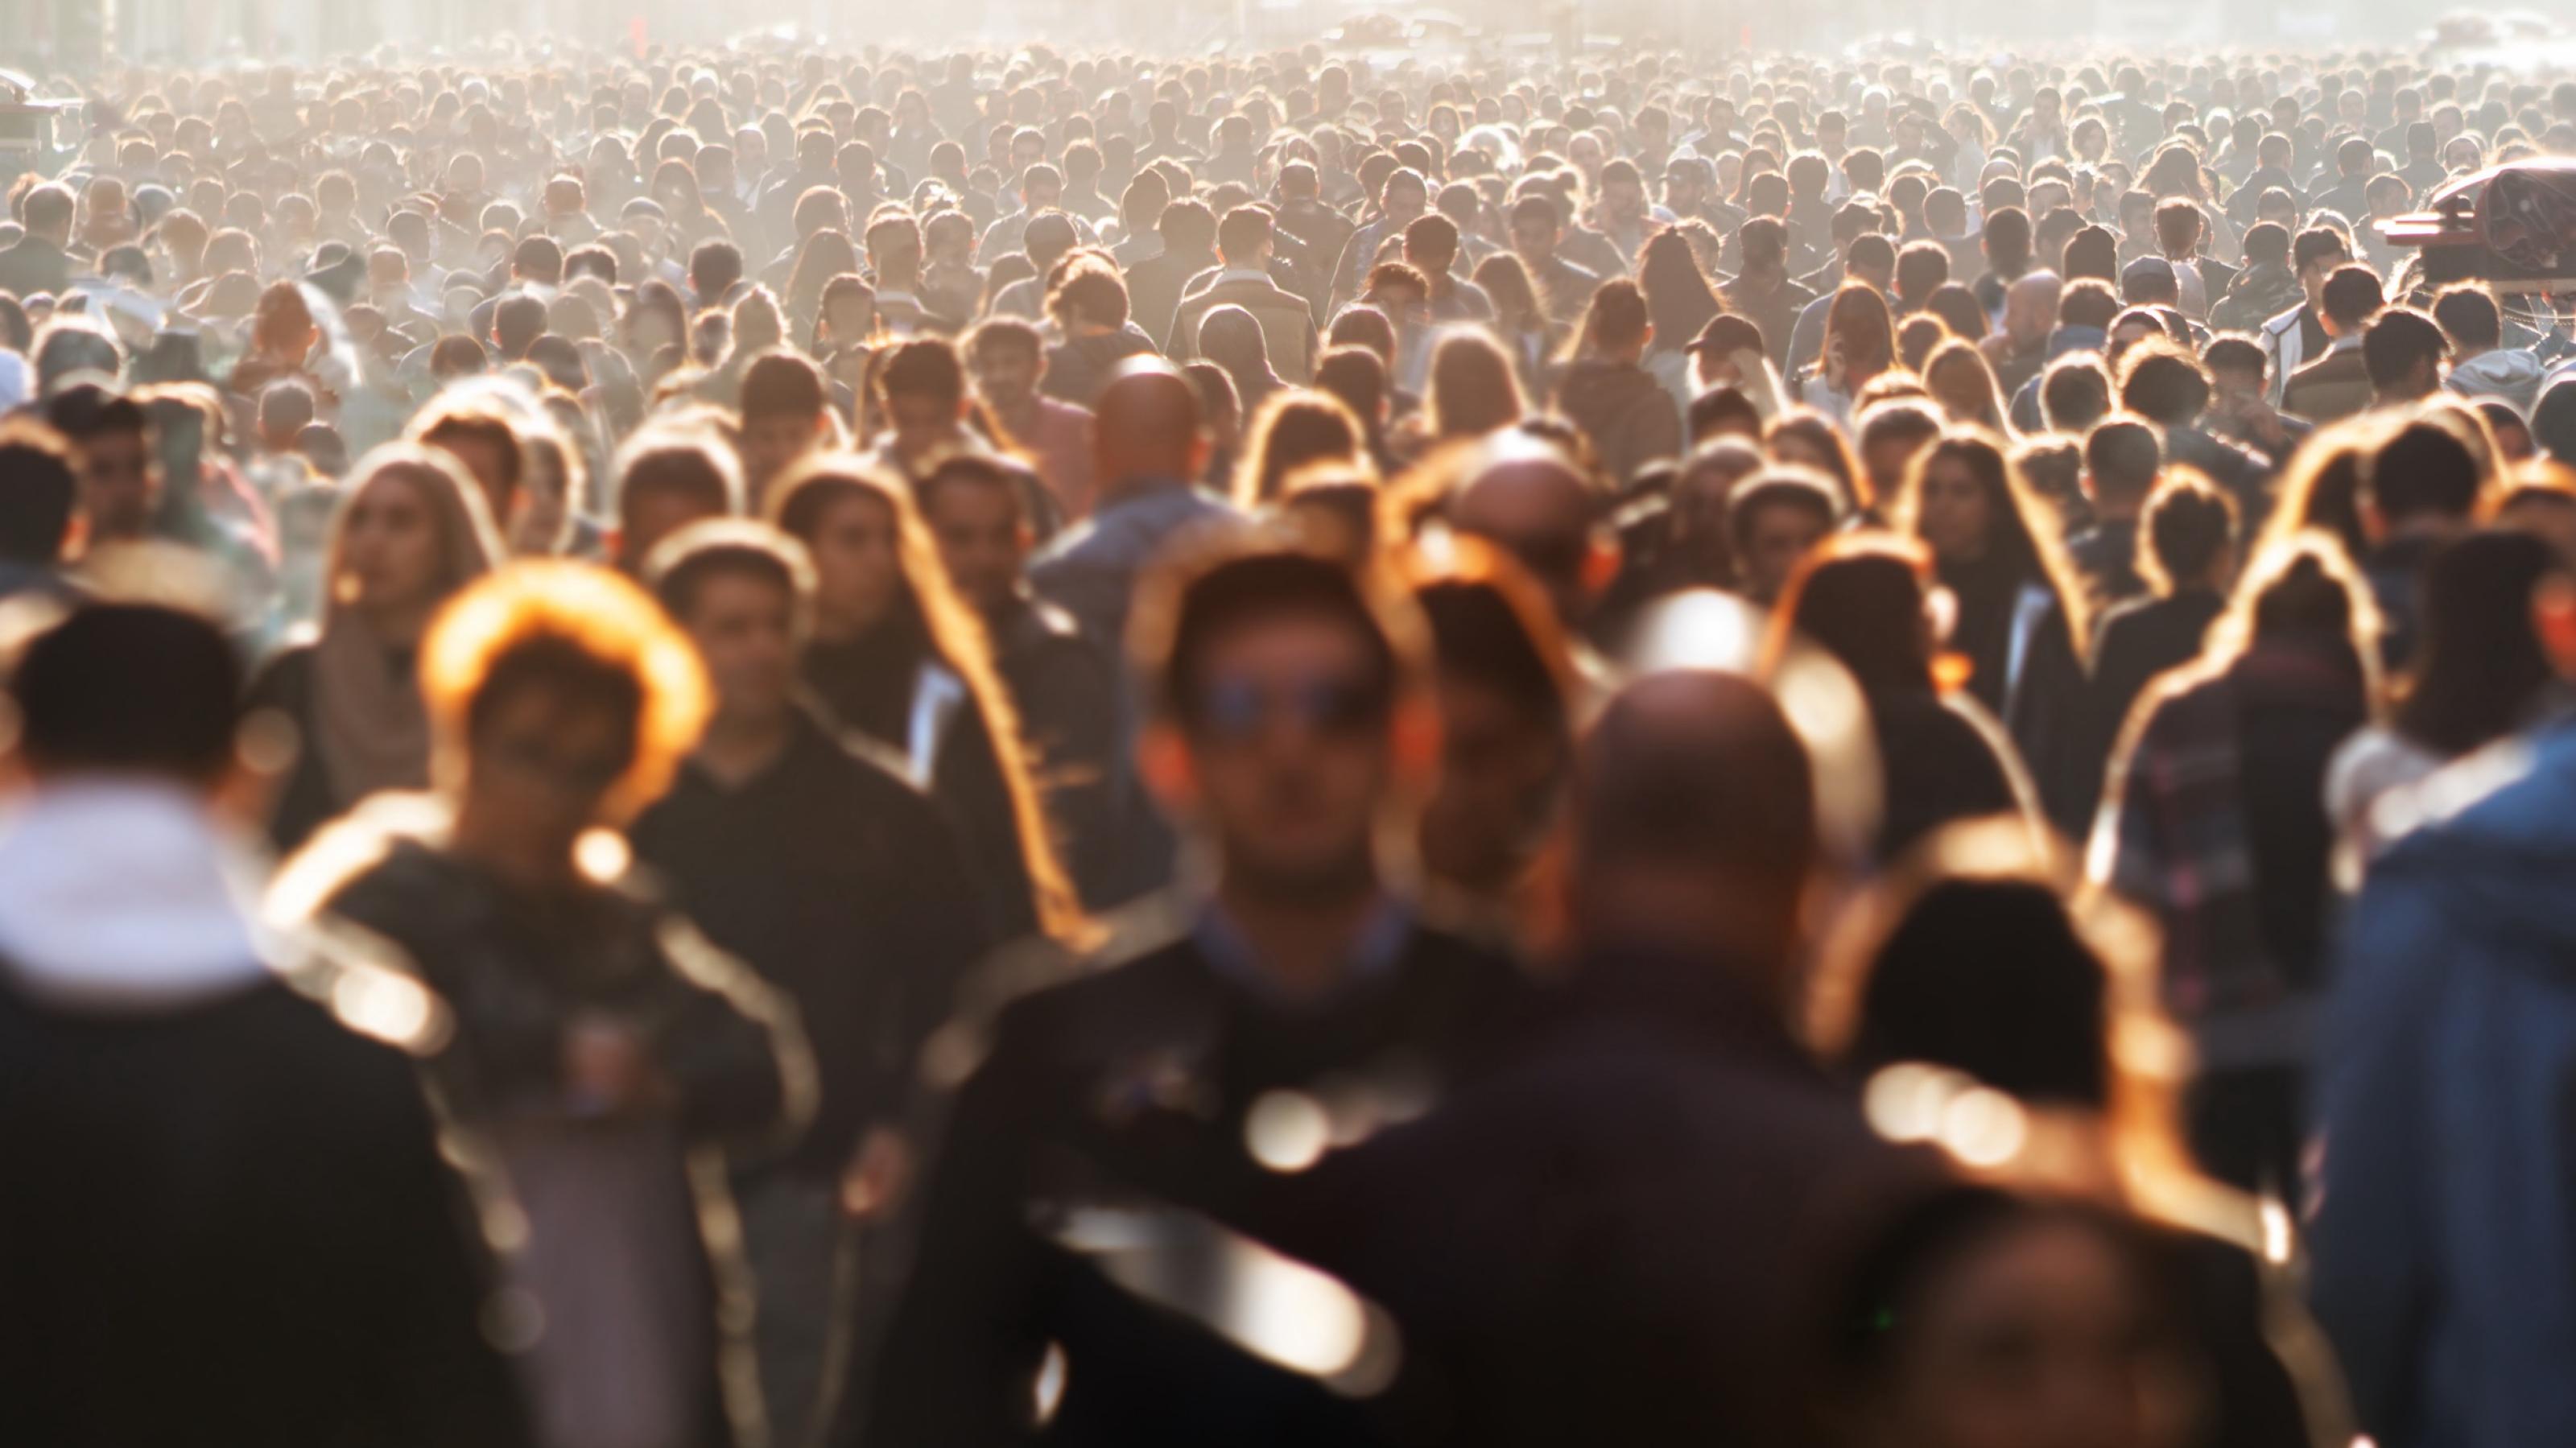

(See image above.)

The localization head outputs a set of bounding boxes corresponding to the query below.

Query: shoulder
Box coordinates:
[245,637,321,707]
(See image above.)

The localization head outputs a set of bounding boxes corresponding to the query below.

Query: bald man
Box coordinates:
[1451,442,1608,629]
[1027,358,1244,899]
[1984,270,2063,398]
[1253,668,1945,1447]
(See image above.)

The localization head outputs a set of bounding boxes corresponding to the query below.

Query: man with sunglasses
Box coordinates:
[853,538,1528,1448]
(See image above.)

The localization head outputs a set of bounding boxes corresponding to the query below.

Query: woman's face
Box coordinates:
[1861,1217,2184,1448]
[810,493,903,632]
[1918,458,1994,563]
[336,472,447,618]
[825,294,875,342]
[1930,361,1988,423]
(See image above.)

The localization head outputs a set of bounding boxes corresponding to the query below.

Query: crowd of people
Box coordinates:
[6,27,2576,1448]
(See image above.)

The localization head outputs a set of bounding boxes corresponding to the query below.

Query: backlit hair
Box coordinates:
[419,561,712,823]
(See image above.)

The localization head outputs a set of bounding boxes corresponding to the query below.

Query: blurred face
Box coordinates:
[336,472,446,618]
[807,493,902,633]
[1604,177,1645,221]
[76,428,159,542]
[1742,502,1830,605]
[461,683,635,864]
[684,571,799,728]
[1419,676,1563,895]
[969,342,1041,411]
[1387,182,1427,222]
[427,432,519,530]
[889,393,960,458]
[1182,612,1394,894]
[1511,212,1558,258]
[1917,457,1995,563]
[741,412,821,496]
[923,476,1026,617]
[620,486,724,575]
[1860,1218,2182,1448]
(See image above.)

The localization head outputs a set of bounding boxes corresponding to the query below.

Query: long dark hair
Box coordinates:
[1636,229,1720,354]
[786,231,861,334]
[1773,531,1942,692]
[1896,430,2092,654]
[2394,529,2560,757]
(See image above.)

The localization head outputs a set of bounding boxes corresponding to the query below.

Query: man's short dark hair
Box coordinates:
[1894,241,1950,301]
[2293,225,2351,275]
[2202,334,2268,379]
[493,294,549,357]
[964,316,1045,366]
[2060,278,2120,331]
[2143,469,2238,591]
[1727,471,1840,555]
[1158,199,1217,253]
[2363,307,2447,391]
[646,518,813,622]
[0,419,78,563]
[14,604,240,781]
[2041,354,2113,435]
[2367,417,2482,523]
[617,435,743,521]
[1146,544,1405,728]
[740,349,829,423]
[1217,204,1277,261]
[688,239,745,299]
[44,382,149,444]
[877,336,968,408]
[2117,340,2214,425]
[512,234,565,286]
[2083,415,2163,505]
[2241,221,2290,270]
[2321,265,2384,331]
[2431,285,2503,353]
[1846,233,1897,275]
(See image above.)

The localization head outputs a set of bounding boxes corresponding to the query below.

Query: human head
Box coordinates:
[423,562,710,846]
[2294,226,2354,309]
[2364,415,2483,538]
[1568,668,1818,991]
[1411,535,1576,901]
[325,443,503,633]
[44,384,157,545]
[411,402,526,534]
[11,602,242,786]
[2140,469,2239,596]
[1729,469,1843,605]
[2082,415,2162,519]
[1451,440,1605,627]
[614,430,744,572]
[917,452,1040,618]
[2363,307,2447,402]
[0,418,79,566]
[644,519,815,733]
[737,350,834,501]
[1132,536,1429,899]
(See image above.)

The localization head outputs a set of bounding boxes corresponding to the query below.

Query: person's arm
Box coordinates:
[2308,862,2441,1442]
[650,914,819,1158]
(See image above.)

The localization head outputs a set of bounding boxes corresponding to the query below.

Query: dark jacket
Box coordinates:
[292,811,813,1448]
[2314,719,2576,1448]
[1125,245,1219,352]
[1551,357,1685,487]
[1244,948,1947,1447]
[2066,517,2149,611]
[1041,324,1159,407]
[631,706,996,1174]
[1942,556,2094,835]
[0,783,530,1448]
[988,593,1125,911]
[0,233,76,300]
[2083,588,2228,813]
[2282,342,2372,423]
[800,612,1042,943]
[854,904,1530,1448]
[1172,269,1323,382]
[1868,686,2036,862]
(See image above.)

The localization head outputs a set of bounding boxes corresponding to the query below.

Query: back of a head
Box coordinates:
[1574,670,1816,891]
[2363,307,2447,392]
[0,419,79,564]
[2368,416,2482,526]
[2431,285,2503,353]
[2321,264,2384,332]
[12,603,241,784]
[741,349,828,423]
[2538,377,2576,464]
[2083,416,2161,508]
[1850,877,2110,1107]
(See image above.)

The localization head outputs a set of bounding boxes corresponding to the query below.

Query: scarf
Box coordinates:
[311,620,431,807]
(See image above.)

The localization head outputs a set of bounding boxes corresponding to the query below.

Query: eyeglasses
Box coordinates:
[1187,674,1389,745]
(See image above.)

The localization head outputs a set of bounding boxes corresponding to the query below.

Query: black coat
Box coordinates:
[1242,951,1949,1448]
[988,594,1125,912]
[632,706,998,1176]
[1868,685,2034,862]
[853,910,1529,1448]
[0,971,531,1448]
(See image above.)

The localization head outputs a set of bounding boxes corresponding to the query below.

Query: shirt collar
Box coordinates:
[1191,892,1415,1002]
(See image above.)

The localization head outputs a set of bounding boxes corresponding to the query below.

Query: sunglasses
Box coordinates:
[1187,674,1390,745]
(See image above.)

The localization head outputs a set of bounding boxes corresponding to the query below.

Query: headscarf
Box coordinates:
[310,443,502,806]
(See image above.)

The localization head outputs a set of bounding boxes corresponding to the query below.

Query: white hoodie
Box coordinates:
[2448,348,2551,415]
[0,778,274,1014]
